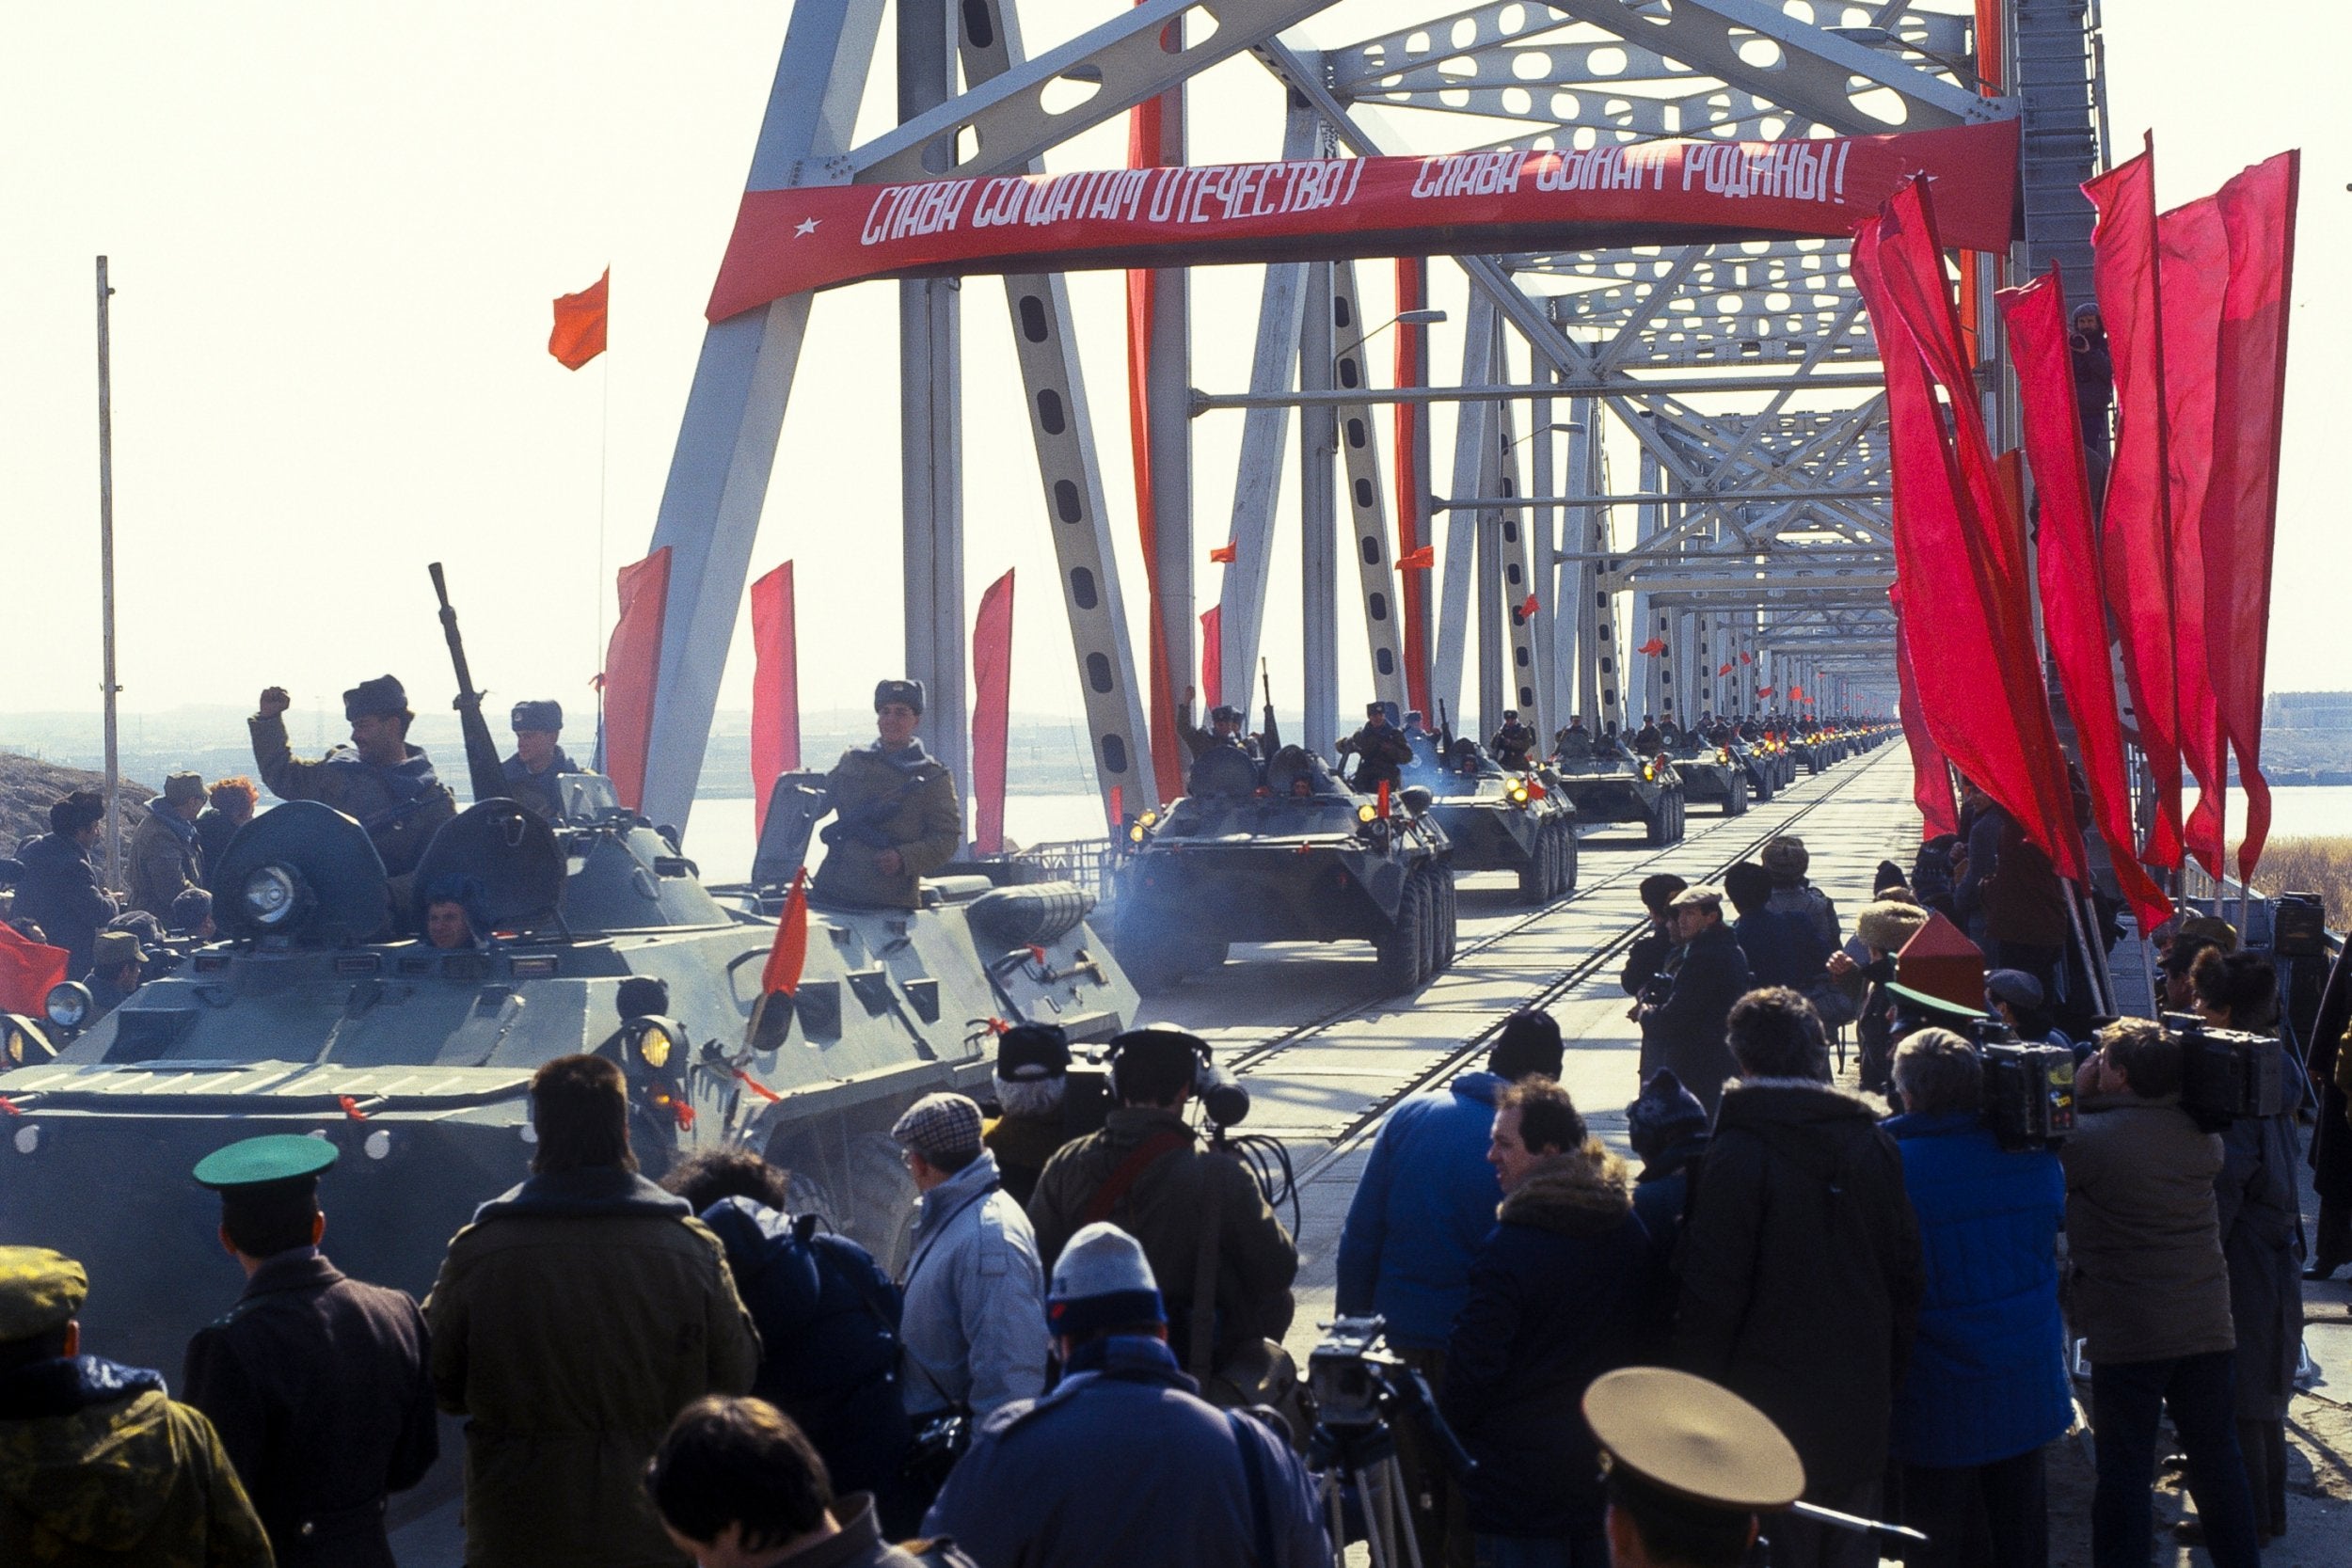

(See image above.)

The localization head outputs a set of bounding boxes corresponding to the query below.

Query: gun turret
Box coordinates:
[428,562,513,807]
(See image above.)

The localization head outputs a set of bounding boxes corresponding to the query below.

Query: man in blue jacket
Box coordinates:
[1883,1029,2069,1568]
[1336,1009,1565,1567]
[924,1223,1327,1568]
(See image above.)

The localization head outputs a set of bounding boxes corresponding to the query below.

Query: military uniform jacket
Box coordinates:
[499,748,583,822]
[127,803,202,920]
[247,712,456,879]
[182,1251,437,1568]
[1340,724,1415,793]
[811,741,961,911]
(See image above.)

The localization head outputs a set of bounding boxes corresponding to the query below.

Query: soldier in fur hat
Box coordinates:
[812,681,962,911]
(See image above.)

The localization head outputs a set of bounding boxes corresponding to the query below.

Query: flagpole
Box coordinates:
[94,257,122,894]
[596,330,611,752]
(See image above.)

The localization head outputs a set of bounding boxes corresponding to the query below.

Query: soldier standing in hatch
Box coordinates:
[182,1135,437,1568]
[812,680,962,911]
[249,677,455,895]
[501,700,583,821]
[1487,709,1538,770]
[1336,701,1416,796]
[1177,687,1256,761]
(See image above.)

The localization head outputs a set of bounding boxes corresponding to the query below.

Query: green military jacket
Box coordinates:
[0,1376,272,1567]
[810,741,962,910]
[127,807,202,920]
[247,713,455,880]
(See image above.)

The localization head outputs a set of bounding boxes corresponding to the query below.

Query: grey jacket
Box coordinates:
[2058,1094,2234,1367]
[898,1151,1049,1418]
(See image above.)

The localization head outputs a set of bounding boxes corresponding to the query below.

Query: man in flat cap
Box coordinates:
[1584,1367,1805,1568]
[128,772,208,920]
[250,676,456,893]
[1632,885,1751,1119]
[1336,701,1415,795]
[78,929,148,1022]
[501,699,584,822]
[0,1244,271,1566]
[181,1135,437,1568]
[812,679,962,911]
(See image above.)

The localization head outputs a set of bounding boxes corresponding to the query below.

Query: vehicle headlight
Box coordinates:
[1129,824,1148,843]
[1356,802,1378,823]
[44,983,91,1031]
[243,865,300,927]
[1508,785,1529,804]
[1139,810,1159,828]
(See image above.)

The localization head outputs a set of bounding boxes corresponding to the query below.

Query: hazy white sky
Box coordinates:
[2,3,2340,748]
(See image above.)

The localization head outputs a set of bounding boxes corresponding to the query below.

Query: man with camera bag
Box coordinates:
[2058,1021,2261,1568]
[1027,1030,1298,1399]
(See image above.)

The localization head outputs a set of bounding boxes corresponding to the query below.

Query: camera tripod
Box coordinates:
[1307,1418,1424,1568]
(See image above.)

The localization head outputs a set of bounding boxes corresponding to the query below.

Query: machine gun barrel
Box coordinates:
[1258,657,1282,753]
[428,562,513,806]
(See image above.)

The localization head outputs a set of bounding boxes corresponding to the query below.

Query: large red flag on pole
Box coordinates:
[972,569,1016,856]
[549,269,610,370]
[2000,270,2173,931]
[2156,197,2233,877]
[0,923,68,1019]
[750,562,801,824]
[1890,586,1959,840]
[1852,178,2085,882]
[1199,605,1222,711]
[2204,151,2298,880]
[599,547,671,812]
[2085,145,2186,867]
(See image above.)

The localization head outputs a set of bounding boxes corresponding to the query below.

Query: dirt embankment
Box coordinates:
[0,752,154,863]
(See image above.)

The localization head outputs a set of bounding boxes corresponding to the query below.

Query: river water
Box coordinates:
[2183,786,2352,847]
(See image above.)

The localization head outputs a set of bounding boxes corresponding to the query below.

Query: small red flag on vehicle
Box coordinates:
[1208,542,1237,564]
[760,869,810,998]
[549,269,610,370]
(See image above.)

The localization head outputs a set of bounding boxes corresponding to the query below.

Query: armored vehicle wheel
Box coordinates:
[1436,868,1459,970]
[1724,775,1748,816]
[1517,837,1550,903]
[1558,826,1580,893]
[1645,798,1673,847]
[1376,870,1432,994]
[1751,770,1773,803]
[1674,791,1689,840]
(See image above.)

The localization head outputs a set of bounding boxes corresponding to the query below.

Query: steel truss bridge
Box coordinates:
[634,0,2109,830]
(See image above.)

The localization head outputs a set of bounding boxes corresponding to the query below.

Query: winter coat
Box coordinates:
[1620,925,1675,1000]
[897,1152,1049,1418]
[1734,905,1832,990]
[1442,1148,1655,1538]
[182,1251,437,1568]
[499,748,583,822]
[1981,813,2067,950]
[697,1198,912,1499]
[0,1354,270,1567]
[1630,1135,1708,1269]
[13,832,117,978]
[1335,1070,1509,1350]
[2057,1093,2233,1367]
[425,1166,761,1568]
[1672,1079,1923,1497]
[982,1110,1068,1209]
[1883,1114,2070,1467]
[1764,882,1841,951]
[2300,942,2352,1207]
[812,742,962,910]
[194,810,246,879]
[248,713,455,881]
[127,801,202,921]
[1028,1107,1297,1371]
[923,1334,1327,1568]
[1640,922,1751,1118]
[2217,1056,2308,1419]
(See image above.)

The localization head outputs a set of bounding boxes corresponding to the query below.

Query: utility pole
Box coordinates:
[95,257,122,893]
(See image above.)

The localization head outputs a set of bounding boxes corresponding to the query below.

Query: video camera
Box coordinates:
[1060,1039,1252,1141]
[1964,1019,2076,1151]
[2162,1014,2284,1132]
[1307,1315,1474,1469]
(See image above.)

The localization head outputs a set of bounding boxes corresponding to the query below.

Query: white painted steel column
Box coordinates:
[1300,261,1340,753]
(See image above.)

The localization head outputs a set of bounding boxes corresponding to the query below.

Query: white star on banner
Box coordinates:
[793,217,820,237]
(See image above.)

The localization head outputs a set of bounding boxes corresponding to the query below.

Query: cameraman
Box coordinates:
[2191,948,2308,1545]
[1883,1030,2068,1568]
[2059,1021,2261,1568]
[1027,1029,1297,1386]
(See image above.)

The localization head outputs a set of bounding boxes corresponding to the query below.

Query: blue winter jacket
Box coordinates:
[1883,1112,2071,1467]
[1335,1071,1508,1349]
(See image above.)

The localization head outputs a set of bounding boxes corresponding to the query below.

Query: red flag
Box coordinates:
[1396,545,1436,571]
[2157,196,2233,876]
[1127,63,1183,806]
[1854,177,2086,881]
[760,869,810,996]
[2204,152,2298,879]
[1718,662,1734,677]
[600,547,671,812]
[1207,542,1237,564]
[750,562,800,825]
[1200,606,1222,711]
[1739,653,1753,665]
[1788,685,1805,703]
[548,269,609,370]
[2086,147,2185,866]
[973,569,1016,856]
[2000,271,2170,929]
[1637,637,1667,656]
[1757,686,1775,699]
[0,923,67,1018]
[1891,586,1960,838]
[1518,594,1539,622]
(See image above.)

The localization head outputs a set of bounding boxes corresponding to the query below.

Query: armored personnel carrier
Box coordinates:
[0,775,1135,1381]
[1114,744,1457,996]
[1664,733,1750,817]
[1548,734,1687,846]
[1413,745,1579,903]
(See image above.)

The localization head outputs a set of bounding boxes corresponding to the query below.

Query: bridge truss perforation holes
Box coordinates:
[1018,294,1049,342]
[1167,4,1217,51]
[1345,417,1368,449]
[1338,356,1362,389]
[1070,567,1099,610]
[959,0,994,48]
[1036,388,1066,435]
[1376,649,1396,675]
[1100,734,1129,773]
[1087,653,1114,694]
[1736,34,1784,71]
[1847,79,1911,126]
[1354,477,1375,509]
[1054,480,1083,522]
[1588,44,1628,75]
[1370,591,1391,622]
[1360,535,1381,565]
[1450,17,1479,49]
[1039,67,1104,116]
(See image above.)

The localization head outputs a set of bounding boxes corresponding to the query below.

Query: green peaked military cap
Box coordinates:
[193,1133,340,1191]
[0,1246,88,1340]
